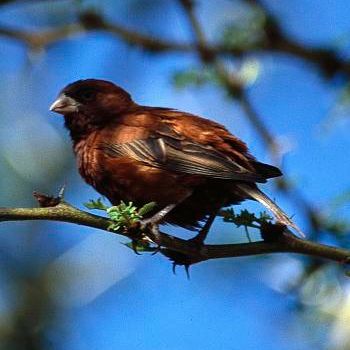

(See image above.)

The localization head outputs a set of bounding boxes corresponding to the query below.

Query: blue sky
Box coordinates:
[0,1,349,349]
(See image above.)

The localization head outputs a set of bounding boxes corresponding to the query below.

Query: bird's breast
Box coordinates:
[72,130,201,207]
[74,133,101,187]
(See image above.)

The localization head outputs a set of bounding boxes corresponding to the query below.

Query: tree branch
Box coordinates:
[0,24,84,51]
[0,11,193,53]
[244,0,350,78]
[1,200,349,266]
[0,2,347,268]
[1,7,349,79]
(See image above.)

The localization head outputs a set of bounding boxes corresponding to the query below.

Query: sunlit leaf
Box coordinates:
[84,197,108,210]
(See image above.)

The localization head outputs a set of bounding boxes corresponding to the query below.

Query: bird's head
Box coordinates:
[50,79,135,138]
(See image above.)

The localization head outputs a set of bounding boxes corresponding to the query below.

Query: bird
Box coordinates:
[50,79,302,244]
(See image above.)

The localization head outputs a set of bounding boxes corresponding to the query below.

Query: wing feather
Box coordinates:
[99,135,268,183]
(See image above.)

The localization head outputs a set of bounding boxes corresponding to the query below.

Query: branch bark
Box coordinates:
[1,201,349,266]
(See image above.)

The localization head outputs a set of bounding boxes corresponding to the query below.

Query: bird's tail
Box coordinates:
[237,183,305,238]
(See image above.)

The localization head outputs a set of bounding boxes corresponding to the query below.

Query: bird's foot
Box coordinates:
[139,219,161,241]
[130,202,186,254]
[125,219,158,255]
[131,239,142,255]
[126,219,162,255]
[128,232,161,255]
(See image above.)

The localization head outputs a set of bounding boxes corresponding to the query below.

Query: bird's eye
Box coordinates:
[79,89,96,101]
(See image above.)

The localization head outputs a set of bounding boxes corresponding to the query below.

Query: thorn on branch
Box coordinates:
[32,184,66,208]
[33,191,62,208]
[161,247,206,278]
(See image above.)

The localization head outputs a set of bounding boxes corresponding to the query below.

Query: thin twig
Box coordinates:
[0,12,192,52]
[244,0,350,77]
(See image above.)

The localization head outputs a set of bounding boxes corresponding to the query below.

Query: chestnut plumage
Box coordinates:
[50,79,302,236]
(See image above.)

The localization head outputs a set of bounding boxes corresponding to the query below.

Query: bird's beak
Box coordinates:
[50,94,79,114]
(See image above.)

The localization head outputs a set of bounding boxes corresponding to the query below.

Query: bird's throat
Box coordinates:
[64,113,101,144]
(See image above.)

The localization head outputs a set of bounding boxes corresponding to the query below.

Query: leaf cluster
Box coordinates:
[220,208,272,230]
[84,198,156,232]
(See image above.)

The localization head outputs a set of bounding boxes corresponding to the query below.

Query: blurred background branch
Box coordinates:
[0,0,349,349]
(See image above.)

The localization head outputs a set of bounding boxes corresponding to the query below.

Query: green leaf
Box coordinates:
[220,208,271,229]
[234,209,256,227]
[106,200,156,231]
[85,199,159,232]
[84,197,108,210]
[257,211,273,223]
[138,202,157,216]
[173,67,218,89]
[220,208,237,223]
[107,223,121,232]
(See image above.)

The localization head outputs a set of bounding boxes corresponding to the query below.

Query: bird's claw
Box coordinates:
[131,239,142,255]
[127,221,161,255]
[151,244,162,255]
[139,219,161,242]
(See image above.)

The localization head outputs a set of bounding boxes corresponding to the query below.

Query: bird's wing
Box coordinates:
[99,133,269,183]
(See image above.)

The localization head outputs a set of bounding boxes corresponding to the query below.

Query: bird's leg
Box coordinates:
[136,203,177,254]
[188,211,217,246]
[140,203,177,227]
[141,191,192,228]
[139,203,179,249]
[139,192,192,247]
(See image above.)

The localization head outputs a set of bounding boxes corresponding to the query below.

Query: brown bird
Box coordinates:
[50,79,302,243]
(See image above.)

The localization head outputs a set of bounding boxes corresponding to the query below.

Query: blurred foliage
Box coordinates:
[322,218,349,236]
[173,59,260,90]
[0,0,349,349]
[173,66,219,89]
[329,190,350,211]
[321,83,350,132]
[220,6,265,50]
